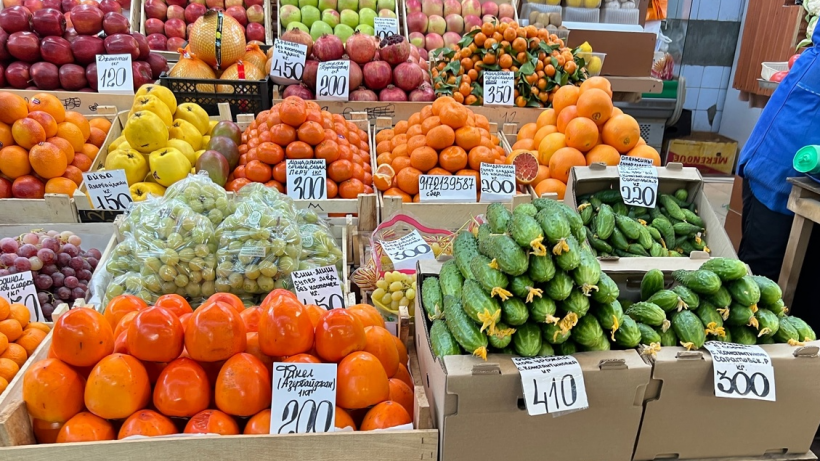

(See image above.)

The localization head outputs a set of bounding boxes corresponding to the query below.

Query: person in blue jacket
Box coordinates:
[737,24,820,327]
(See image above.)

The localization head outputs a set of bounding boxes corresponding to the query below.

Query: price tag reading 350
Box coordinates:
[617,156,658,208]
[483,71,514,106]
[418,175,476,202]
[82,170,133,211]
[96,54,133,94]
[704,342,775,401]
[512,356,589,417]
[286,159,327,200]
[316,60,350,101]
[381,230,434,271]
[271,363,337,434]
[291,265,345,310]
[270,40,308,85]
[374,17,399,40]
[479,163,515,202]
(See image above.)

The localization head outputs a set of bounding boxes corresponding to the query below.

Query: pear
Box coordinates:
[148,147,192,187]
[130,182,167,201]
[130,95,173,127]
[134,84,177,116]
[104,148,149,185]
[175,103,210,135]
[167,138,197,165]
[169,119,203,151]
[124,110,168,154]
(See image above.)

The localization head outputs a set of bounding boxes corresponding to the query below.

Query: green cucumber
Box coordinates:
[528,296,559,324]
[545,270,573,301]
[486,203,512,234]
[728,276,761,309]
[572,315,605,348]
[470,254,510,298]
[750,276,782,306]
[707,286,732,309]
[512,322,542,357]
[538,342,555,356]
[671,309,706,350]
[672,285,700,309]
[483,233,529,276]
[421,276,444,320]
[439,260,464,299]
[672,269,722,295]
[659,194,685,221]
[559,289,590,318]
[729,326,757,345]
[636,322,662,345]
[788,316,816,341]
[509,212,547,256]
[613,315,641,347]
[555,340,577,355]
[430,320,462,357]
[615,214,642,240]
[647,289,687,312]
[640,269,665,300]
[610,227,629,251]
[528,252,556,283]
[462,279,503,333]
[443,295,488,359]
[542,322,571,345]
[501,297,530,326]
[509,274,544,303]
[555,235,581,271]
[595,299,624,335]
[591,272,619,304]
[572,244,601,296]
[596,204,615,240]
[755,308,780,338]
[625,302,667,327]
[657,326,678,347]
[487,321,514,350]
[513,203,538,217]
[453,231,479,280]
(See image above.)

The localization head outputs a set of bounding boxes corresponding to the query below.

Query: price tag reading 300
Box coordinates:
[270,40,308,85]
[704,342,776,402]
[617,156,658,208]
[316,60,350,101]
[513,355,589,417]
[480,163,516,202]
[483,71,514,106]
[381,230,434,271]
[286,159,327,200]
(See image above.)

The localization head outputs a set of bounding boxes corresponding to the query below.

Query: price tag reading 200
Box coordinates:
[483,71,514,106]
[270,363,337,434]
[704,342,776,402]
[513,355,589,417]
[286,159,327,200]
[270,40,308,85]
[316,60,350,101]
[480,163,516,202]
[418,175,477,203]
[617,156,658,208]
[380,230,434,271]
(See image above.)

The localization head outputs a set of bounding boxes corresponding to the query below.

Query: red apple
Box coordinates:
[2,0,24,7]
[143,0,166,20]
[225,5,245,25]
[7,31,40,62]
[165,0,184,6]
[244,0,262,6]
[6,62,31,88]
[42,0,59,8]
[131,60,152,90]
[246,4,263,23]
[164,18,185,38]
[12,176,45,199]
[32,8,65,36]
[789,54,801,70]
[0,64,6,88]
[85,61,96,89]
[60,0,78,11]
[165,35,184,50]
[144,17,163,34]
[771,71,788,83]
[118,0,129,9]
[102,11,129,34]
[31,61,60,89]
[23,0,42,11]
[40,35,73,65]
[184,2,205,23]
[99,0,120,13]
[0,6,33,33]
[146,32,166,50]
[104,33,139,59]
[0,29,10,60]
[58,63,85,90]
[63,26,77,41]
[70,4,103,34]
[166,4,183,20]
[131,31,149,59]
[245,22,264,42]
[0,178,12,199]
[145,52,168,78]
[69,34,103,64]
[205,0,223,8]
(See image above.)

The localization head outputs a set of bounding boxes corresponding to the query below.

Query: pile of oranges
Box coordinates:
[0,296,51,395]
[226,96,374,199]
[512,77,662,199]
[22,291,415,442]
[0,92,112,200]
[373,97,513,202]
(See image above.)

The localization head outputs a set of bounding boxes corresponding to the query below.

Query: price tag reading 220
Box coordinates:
[617,156,658,208]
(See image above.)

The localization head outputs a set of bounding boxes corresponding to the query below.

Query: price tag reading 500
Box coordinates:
[270,40,308,85]
[483,71,514,106]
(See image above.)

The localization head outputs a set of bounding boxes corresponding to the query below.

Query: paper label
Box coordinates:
[618,156,658,208]
[270,40,308,85]
[479,163,516,202]
[286,159,327,200]
[316,60,350,101]
[96,54,134,94]
[704,341,776,401]
[380,230,434,271]
[270,363,337,434]
[374,17,399,40]
[483,71,514,106]
[82,170,133,211]
[291,265,345,310]
[512,355,589,416]
[239,246,267,258]
[0,272,42,322]
[418,175,477,203]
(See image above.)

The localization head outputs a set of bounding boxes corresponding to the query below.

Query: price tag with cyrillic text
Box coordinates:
[286,159,327,200]
[83,170,133,211]
[618,156,658,208]
[418,175,477,203]
[483,71,514,106]
[374,17,399,40]
[96,54,133,94]
[480,163,516,202]
[270,362,337,434]
[381,230,434,271]
[512,355,589,416]
[316,60,350,101]
[270,40,308,85]
[704,341,775,401]
[291,265,344,309]
[0,272,42,322]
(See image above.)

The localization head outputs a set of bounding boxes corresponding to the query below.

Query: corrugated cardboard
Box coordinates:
[566,25,655,77]
[414,259,652,461]
[725,209,742,252]
[565,163,738,270]
[667,133,739,176]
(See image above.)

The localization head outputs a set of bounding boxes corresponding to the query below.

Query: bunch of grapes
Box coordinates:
[295,209,344,272]
[372,271,417,315]
[0,230,102,320]
[163,172,236,227]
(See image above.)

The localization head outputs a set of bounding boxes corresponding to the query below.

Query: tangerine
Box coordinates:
[279,96,307,127]
[270,124,297,146]
[383,187,412,203]
[0,319,21,342]
[440,104,468,129]
[328,159,353,183]
[468,145,495,170]
[426,125,456,150]
[15,328,46,356]
[0,357,18,382]
[285,140,313,159]
[410,146,438,172]
[439,146,468,172]
[455,126,481,150]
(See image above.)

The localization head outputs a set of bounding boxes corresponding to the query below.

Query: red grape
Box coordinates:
[29,256,43,271]
[0,238,18,253]
[35,275,53,290]
[57,253,71,266]
[56,287,71,300]
[62,243,79,257]
[14,257,31,271]
[37,248,56,264]
[41,264,58,275]
[69,257,84,271]
[60,267,75,278]
[71,287,86,300]
[86,248,102,259]
[87,257,99,269]
[21,233,39,245]
[77,269,92,281]
[64,276,79,289]
[41,237,59,252]
[0,253,15,266]
[52,272,65,288]
[18,244,37,258]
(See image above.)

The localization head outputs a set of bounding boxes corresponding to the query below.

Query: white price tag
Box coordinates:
[286,159,327,200]
[291,265,345,310]
[374,17,399,40]
[270,362,337,434]
[0,272,42,322]
[479,163,516,202]
[82,170,133,211]
[512,356,589,417]
[617,156,658,208]
[316,60,350,101]
[704,342,775,402]
[483,71,514,106]
[270,39,308,85]
[418,175,477,203]
[381,230,434,271]
[96,54,134,94]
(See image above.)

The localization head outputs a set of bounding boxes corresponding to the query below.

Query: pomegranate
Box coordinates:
[283,83,314,99]
[409,82,435,101]
[188,10,246,69]
[301,59,319,90]
[0,6,32,34]
[392,61,422,92]
[379,34,410,66]
[5,61,31,89]
[349,87,377,101]
[363,60,391,90]
[348,60,362,93]
[8,31,41,62]
[313,34,343,62]
[31,61,59,89]
[345,31,376,66]
[379,85,407,101]
[40,35,73,65]
[279,28,312,57]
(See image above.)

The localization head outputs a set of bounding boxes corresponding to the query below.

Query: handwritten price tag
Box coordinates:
[270,363,337,434]
[316,60,350,101]
[704,342,776,402]
[480,163,516,203]
[270,39,308,85]
[381,230,434,271]
[286,160,327,200]
[82,170,133,211]
[96,54,134,94]
[512,356,589,417]
[418,175,477,203]
[0,272,42,322]
[618,156,658,208]
[374,17,399,40]
[483,71,514,106]
[291,265,345,309]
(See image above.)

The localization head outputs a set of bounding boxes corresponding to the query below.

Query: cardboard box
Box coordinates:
[565,163,738,270]
[729,174,744,212]
[724,175,744,252]
[566,24,655,78]
[667,133,739,176]
[414,259,652,461]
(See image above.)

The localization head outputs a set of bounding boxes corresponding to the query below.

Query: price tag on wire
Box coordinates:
[374,17,399,40]
[483,71,514,106]
[617,156,658,208]
[96,54,134,94]
[316,60,350,101]
[479,163,516,202]
[512,355,589,417]
[270,362,337,434]
[704,341,776,402]
[291,265,345,309]
[418,175,477,203]
[381,230,434,271]
[286,159,327,200]
[270,39,308,85]
[0,272,42,322]
[82,170,133,211]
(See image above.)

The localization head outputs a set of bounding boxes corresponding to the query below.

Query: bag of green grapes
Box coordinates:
[275,209,346,292]
[161,172,236,227]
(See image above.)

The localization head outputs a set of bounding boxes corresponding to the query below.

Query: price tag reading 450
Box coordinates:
[483,71,514,106]
[270,39,308,85]
[704,342,775,401]
[480,163,515,202]
[512,355,589,417]
[270,363,337,434]
[96,54,134,94]
[286,159,327,200]
[617,156,658,208]
[316,60,350,101]
[381,230,434,271]
[82,170,133,211]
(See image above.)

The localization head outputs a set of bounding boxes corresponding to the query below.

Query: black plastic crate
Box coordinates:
[159,73,272,120]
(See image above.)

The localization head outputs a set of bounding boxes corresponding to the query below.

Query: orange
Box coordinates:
[537,132,566,166]
[45,177,77,196]
[56,122,85,152]
[88,117,111,133]
[397,166,422,195]
[533,164,550,186]
[516,122,538,141]
[71,153,92,172]
[28,93,65,123]
[580,76,613,97]
[0,319,22,342]
[410,146,438,172]
[81,144,99,161]
[548,147,586,183]
[62,165,83,186]
[576,88,614,126]
[9,303,29,327]
[0,92,28,124]
[586,144,621,166]
[87,127,106,148]
[12,118,46,149]
[628,145,662,166]
[0,145,31,179]
[611,107,625,118]
[426,125,455,150]
[29,142,67,179]
[468,146,495,170]
[420,116,441,135]
[553,85,580,115]
[383,187,412,203]
[439,146,468,172]
[455,126,481,150]
[47,137,75,164]
[533,125,558,147]
[565,117,599,153]
[0,121,12,148]
[536,109,557,129]
[534,178,567,200]
[0,297,8,321]
[0,357,19,382]
[1,343,27,367]
[511,138,536,151]
[27,111,58,137]
[16,328,46,357]
[602,114,641,153]
[556,106,578,134]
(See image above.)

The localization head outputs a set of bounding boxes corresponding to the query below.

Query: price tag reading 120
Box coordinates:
[96,54,133,94]
[286,159,327,200]
[374,17,399,40]
[418,175,476,203]
[381,230,434,271]
[270,362,337,434]
[704,342,776,402]
[483,71,514,106]
[617,156,658,208]
[270,39,308,85]
[316,60,350,101]
[480,163,516,202]
[82,170,133,211]
[512,355,589,417]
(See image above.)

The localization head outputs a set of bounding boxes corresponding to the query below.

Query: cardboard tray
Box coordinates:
[414,258,652,461]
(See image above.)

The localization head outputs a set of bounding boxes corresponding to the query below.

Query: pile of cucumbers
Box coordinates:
[578,188,710,258]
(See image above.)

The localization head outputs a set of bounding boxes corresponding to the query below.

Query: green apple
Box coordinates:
[358,0,375,9]
[280,0,298,6]
[355,23,374,35]
[334,23,354,43]
[337,0,357,11]
[378,8,396,17]
[322,9,340,27]
[287,21,310,32]
[298,0,318,7]
[376,0,394,13]
[358,7,376,26]
[339,9,358,27]
[280,5,302,26]
[310,20,333,40]
[300,5,321,26]
[317,0,336,10]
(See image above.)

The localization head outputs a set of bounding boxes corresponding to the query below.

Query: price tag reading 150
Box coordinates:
[381,230,434,271]
[286,159,327,200]
[512,355,589,417]
[617,156,658,208]
[96,54,134,94]
[480,163,516,202]
[316,60,350,101]
[82,170,133,211]
[704,342,776,402]
[483,71,514,106]
[270,39,308,85]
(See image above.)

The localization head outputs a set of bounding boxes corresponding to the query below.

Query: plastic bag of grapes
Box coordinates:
[295,209,344,272]
[214,183,302,296]
[162,172,236,227]
[101,270,153,307]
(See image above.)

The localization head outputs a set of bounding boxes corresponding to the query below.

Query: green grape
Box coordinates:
[174,274,189,287]
[258,276,275,292]
[381,293,393,305]
[215,278,231,292]
[189,257,205,271]
[389,281,404,292]
[201,281,215,297]
[391,291,403,301]
[405,288,415,300]
[373,288,386,300]
[376,280,388,290]
[145,257,162,273]
[161,249,179,265]
[107,284,124,297]
[228,273,244,289]
[189,271,202,283]
[384,272,395,284]
[161,281,176,293]
[217,261,233,278]
[244,264,260,280]
[259,260,278,277]
[399,297,410,307]
[243,278,259,293]
[391,299,400,310]
[202,267,216,281]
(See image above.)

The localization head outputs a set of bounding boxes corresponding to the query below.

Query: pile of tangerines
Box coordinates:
[0,296,51,395]
[22,291,414,443]
[511,76,662,199]
[226,96,374,199]
[0,92,112,200]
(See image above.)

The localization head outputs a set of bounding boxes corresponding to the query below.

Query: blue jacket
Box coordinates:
[738,26,820,215]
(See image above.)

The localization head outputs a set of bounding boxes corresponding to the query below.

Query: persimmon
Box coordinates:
[360,401,411,431]
[315,309,367,362]
[114,311,138,338]
[283,353,322,363]
[304,303,327,328]
[141,360,166,385]
[52,308,114,367]
[244,409,271,434]
[335,407,357,430]
[32,419,64,444]
[363,326,400,377]
[154,294,193,318]
[56,412,116,443]
[118,410,177,439]
[85,354,151,420]
[184,409,239,435]
[258,296,313,357]
[23,358,85,422]
[204,292,245,312]
[337,351,389,409]
[240,307,261,332]
[185,301,246,362]
[346,304,385,329]
[127,306,184,362]
[153,357,210,417]
[393,363,413,388]
[245,332,275,374]
[389,378,415,417]
[104,294,147,329]
[215,353,272,417]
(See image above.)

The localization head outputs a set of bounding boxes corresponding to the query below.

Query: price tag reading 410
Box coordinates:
[374,17,399,39]
[82,170,133,211]
[479,163,515,202]
[316,60,350,101]
[270,40,308,85]
[512,356,589,417]
[704,342,775,402]
[286,159,327,200]
[96,54,133,94]
[617,156,658,208]
[483,71,514,106]
[270,363,337,434]
[381,230,434,271]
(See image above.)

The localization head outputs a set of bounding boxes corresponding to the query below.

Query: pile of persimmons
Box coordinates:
[0,296,51,395]
[22,291,414,443]
[226,96,375,199]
